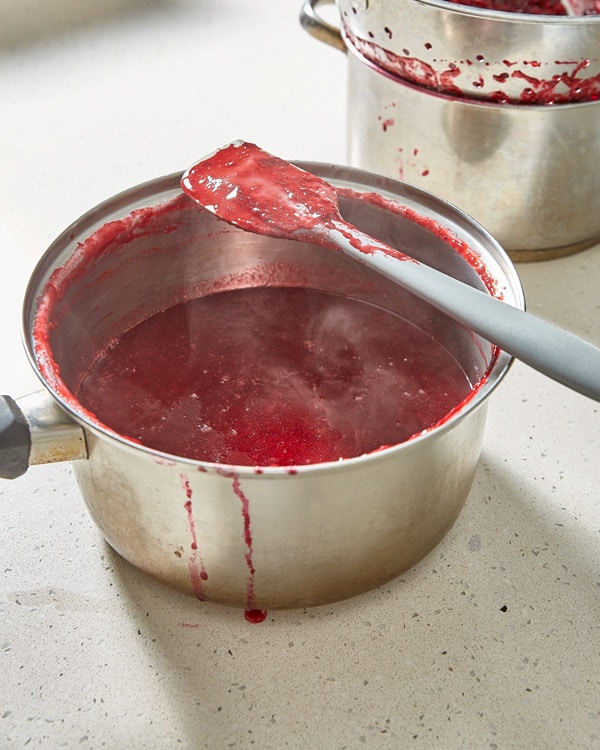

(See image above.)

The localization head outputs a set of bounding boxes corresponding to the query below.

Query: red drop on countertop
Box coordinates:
[73,286,472,466]
[244,609,268,624]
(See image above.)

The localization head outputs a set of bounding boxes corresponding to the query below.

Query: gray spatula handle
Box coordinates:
[333,226,600,402]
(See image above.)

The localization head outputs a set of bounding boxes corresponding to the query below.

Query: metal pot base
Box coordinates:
[508,234,600,262]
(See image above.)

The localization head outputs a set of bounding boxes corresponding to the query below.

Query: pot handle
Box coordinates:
[299,0,346,53]
[0,391,88,479]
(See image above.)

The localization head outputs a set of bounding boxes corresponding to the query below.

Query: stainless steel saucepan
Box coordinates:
[0,164,522,610]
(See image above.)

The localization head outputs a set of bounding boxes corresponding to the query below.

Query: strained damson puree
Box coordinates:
[74,286,472,465]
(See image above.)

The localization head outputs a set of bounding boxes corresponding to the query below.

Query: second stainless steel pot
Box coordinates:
[301,0,600,259]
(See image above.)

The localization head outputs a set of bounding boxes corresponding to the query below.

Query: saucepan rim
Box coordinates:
[21,163,523,476]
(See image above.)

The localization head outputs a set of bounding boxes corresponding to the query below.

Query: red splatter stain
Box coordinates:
[181,475,208,600]
[218,469,267,623]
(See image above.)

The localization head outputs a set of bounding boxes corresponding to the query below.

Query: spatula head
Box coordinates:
[181,141,342,240]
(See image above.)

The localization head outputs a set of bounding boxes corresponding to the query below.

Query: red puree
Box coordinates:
[74,286,472,466]
[448,0,599,12]
[181,142,378,246]
[448,0,567,12]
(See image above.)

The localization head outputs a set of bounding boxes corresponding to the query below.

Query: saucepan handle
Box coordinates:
[0,391,88,479]
[299,0,346,53]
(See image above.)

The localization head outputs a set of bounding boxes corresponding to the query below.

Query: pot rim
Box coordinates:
[345,33,600,110]
[22,164,523,476]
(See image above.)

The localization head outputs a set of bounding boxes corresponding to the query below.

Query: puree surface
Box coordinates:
[74,286,472,465]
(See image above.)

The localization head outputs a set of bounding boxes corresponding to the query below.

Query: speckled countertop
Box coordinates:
[0,1,599,748]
